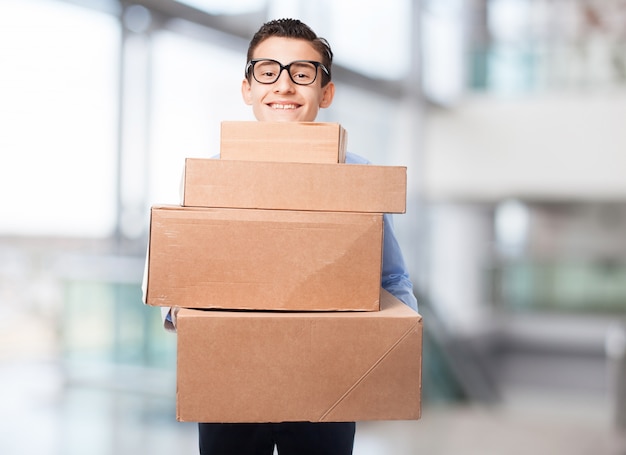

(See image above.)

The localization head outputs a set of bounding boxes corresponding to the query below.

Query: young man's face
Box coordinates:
[241,37,335,122]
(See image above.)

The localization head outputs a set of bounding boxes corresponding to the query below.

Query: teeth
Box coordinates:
[271,104,297,110]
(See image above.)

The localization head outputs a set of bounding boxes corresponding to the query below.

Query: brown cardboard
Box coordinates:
[183,158,407,213]
[146,205,383,311]
[176,289,422,423]
[220,121,347,163]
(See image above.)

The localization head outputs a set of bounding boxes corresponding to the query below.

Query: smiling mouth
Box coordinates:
[269,103,299,110]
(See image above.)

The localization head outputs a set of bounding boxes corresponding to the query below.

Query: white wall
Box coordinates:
[423,90,626,202]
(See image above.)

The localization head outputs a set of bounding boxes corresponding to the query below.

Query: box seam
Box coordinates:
[319,320,419,421]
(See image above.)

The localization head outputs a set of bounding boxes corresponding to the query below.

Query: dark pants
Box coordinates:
[198,421,355,455]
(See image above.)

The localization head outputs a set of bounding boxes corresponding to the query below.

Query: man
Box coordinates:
[195,18,418,455]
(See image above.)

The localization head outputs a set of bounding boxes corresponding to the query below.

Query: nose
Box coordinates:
[273,68,295,92]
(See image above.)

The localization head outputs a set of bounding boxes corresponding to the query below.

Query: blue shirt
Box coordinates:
[345,152,418,311]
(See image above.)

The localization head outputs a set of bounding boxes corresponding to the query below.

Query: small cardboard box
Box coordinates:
[220,121,347,163]
[176,289,422,423]
[183,158,407,213]
[145,205,383,311]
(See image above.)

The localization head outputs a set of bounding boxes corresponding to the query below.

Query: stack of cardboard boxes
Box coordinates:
[145,122,423,423]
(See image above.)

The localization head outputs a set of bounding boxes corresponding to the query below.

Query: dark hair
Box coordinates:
[246,18,333,86]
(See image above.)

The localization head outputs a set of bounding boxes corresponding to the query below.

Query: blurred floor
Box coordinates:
[1,358,624,455]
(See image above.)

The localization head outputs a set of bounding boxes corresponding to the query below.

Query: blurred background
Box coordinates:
[1,0,626,453]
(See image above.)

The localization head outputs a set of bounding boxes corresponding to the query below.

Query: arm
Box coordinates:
[345,153,418,310]
[141,163,187,332]
[162,307,179,332]
[142,244,179,332]
[381,213,418,311]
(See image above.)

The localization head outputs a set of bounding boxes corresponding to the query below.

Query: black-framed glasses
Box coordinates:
[246,59,329,86]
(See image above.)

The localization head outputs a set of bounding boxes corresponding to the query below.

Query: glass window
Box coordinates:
[175,0,266,15]
[421,0,465,103]
[148,29,252,206]
[0,0,120,237]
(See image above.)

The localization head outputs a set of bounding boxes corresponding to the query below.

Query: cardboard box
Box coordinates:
[220,121,347,163]
[145,205,383,311]
[183,158,407,213]
[176,289,422,423]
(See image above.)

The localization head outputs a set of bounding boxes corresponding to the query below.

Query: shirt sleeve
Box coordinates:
[162,307,176,332]
[346,152,418,311]
[381,213,418,311]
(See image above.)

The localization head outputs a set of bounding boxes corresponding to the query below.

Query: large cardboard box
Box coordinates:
[145,205,383,311]
[176,289,422,423]
[183,158,407,213]
[220,121,347,163]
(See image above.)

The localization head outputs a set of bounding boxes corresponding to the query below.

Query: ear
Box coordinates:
[241,78,253,105]
[319,81,335,109]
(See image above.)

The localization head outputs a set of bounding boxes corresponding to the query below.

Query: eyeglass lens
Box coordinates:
[253,60,319,85]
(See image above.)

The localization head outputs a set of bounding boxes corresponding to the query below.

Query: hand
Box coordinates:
[171,307,181,328]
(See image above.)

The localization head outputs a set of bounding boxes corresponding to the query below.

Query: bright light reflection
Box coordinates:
[175,0,266,14]
[421,0,464,104]
[327,0,411,79]
[148,30,252,206]
[0,0,119,237]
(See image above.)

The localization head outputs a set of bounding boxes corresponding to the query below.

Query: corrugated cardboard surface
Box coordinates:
[183,158,407,213]
[146,205,383,311]
[176,289,422,423]
[220,121,347,163]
